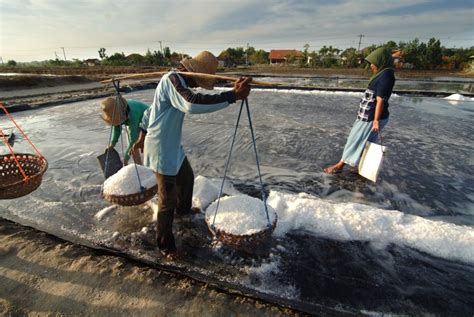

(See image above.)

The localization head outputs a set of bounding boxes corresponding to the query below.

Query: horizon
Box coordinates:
[0,0,473,63]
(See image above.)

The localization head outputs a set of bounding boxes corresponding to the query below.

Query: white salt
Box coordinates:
[103,164,156,196]
[205,195,277,235]
[192,175,239,210]
[267,190,474,264]
[444,93,473,101]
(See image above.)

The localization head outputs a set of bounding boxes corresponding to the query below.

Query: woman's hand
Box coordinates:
[372,120,380,133]
[130,139,144,157]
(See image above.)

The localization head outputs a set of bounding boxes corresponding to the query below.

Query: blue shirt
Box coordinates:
[141,71,236,175]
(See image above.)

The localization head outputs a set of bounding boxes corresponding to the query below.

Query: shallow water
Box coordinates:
[1,86,473,315]
[255,75,474,94]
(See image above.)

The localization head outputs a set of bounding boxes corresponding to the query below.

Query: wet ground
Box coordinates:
[1,84,473,315]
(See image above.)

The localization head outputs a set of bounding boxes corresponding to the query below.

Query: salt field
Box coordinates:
[1,84,473,315]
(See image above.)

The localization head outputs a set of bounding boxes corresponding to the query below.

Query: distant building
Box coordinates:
[84,58,100,66]
[269,50,304,64]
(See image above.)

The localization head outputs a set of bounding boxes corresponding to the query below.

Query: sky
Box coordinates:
[0,0,473,63]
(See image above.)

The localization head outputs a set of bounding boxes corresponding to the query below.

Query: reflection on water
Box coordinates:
[1,86,473,315]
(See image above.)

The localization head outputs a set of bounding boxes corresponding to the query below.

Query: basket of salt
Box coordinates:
[102,164,157,206]
[205,195,277,246]
[0,153,48,199]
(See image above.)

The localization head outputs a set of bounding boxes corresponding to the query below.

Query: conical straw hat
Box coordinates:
[100,96,128,126]
[180,51,218,90]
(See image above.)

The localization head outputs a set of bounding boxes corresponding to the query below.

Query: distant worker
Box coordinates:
[131,51,252,260]
[324,47,398,174]
[100,96,149,165]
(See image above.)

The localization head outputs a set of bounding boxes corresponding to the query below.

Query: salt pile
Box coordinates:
[206,195,277,235]
[103,164,156,196]
[192,175,239,210]
[444,93,474,101]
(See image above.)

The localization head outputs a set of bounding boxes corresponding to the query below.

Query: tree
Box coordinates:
[7,60,17,66]
[249,49,269,65]
[103,52,128,66]
[98,48,107,59]
[341,48,359,68]
[301,44,310,67]
[426,38,442,69]
[218,47,245,65]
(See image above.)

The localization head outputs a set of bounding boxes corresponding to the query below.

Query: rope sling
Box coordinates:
[0,103,48,199]
[100,80,145,196]
[210,98,271,231]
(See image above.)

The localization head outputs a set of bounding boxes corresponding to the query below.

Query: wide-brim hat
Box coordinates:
[100,96,128,126]
[180,51,218,90]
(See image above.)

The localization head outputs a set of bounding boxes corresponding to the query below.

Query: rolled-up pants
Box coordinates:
[155,157,194,252]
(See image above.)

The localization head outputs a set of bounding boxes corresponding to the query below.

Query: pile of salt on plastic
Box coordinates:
[205,195,277,235]
[192,175,239,210]
[103,164,156,196]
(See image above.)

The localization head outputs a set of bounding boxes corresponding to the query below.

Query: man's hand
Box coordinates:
[233,77,252,100]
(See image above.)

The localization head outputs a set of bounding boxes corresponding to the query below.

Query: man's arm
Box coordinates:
[166,74,251,114]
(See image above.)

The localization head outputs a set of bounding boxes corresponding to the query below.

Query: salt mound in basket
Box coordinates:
[205,195,277,246]
[102,164,157,206]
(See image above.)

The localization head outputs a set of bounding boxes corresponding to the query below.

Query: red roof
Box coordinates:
[269,50,304,60]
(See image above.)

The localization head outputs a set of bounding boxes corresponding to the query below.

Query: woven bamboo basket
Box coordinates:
[205,214,278,246]
[103,184,158,206]
[0,153,48,199]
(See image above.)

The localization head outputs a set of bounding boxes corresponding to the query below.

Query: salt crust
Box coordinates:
[205,195,276,235]
[444,93,474,101]
[103,164,156,195]
[97,175,474,264]
[267,191,474,264]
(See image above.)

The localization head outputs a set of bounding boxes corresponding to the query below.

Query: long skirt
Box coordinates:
[341,118,388,166]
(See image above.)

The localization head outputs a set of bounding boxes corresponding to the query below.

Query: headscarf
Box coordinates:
[365,47,394,85]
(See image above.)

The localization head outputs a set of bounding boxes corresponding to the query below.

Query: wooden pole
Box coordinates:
[100,71,278,86]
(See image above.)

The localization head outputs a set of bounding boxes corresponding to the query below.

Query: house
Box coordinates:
[269,50,304,64]
[83,58,100,66]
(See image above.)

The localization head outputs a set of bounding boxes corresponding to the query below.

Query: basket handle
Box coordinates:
[0,103,44,159]
[0,127,29,182]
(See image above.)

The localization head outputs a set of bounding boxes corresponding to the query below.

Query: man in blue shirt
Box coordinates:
[131,51,251,259]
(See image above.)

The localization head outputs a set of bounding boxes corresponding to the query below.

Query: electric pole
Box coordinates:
[357,34,365,52]
[54,51,60,60]
[245,43,249,65]
[158,41,163,55]
[61,47,67,60]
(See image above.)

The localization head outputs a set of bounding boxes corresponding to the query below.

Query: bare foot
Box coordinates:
[160,249,183,261]
[323,162,345,174]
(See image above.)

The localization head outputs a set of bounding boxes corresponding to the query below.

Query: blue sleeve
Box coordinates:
[165,73,236,114]
[140,107,152,132]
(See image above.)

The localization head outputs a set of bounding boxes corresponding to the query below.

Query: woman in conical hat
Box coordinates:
[324,47,398,174]
[100,95,149,165]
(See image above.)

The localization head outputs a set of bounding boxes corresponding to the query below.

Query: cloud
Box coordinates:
[0,0,472,62]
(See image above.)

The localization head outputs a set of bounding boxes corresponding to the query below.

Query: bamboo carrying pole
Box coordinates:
[100,71,278,86]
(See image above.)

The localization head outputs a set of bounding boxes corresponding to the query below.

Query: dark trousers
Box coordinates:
[155,157,194,252]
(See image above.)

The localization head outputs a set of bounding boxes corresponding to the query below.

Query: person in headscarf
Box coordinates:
[323,47,397,174]
[130,51,251,260]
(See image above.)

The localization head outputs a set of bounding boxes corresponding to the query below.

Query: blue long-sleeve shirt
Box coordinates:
[142,70,236,175]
